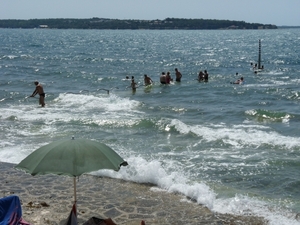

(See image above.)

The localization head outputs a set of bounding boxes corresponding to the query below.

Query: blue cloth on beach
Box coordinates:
[0,195,30,225]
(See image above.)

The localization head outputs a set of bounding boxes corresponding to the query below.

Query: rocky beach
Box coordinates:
[0,162,267,225]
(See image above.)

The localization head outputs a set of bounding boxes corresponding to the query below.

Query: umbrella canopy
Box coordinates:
[15,137,128,207]
[16,137,128,177]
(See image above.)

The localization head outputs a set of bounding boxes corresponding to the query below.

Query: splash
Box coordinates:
[92,156,216,209]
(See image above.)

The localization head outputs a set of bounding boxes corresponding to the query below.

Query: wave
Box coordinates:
[93,155,300,225]
[167,118,300,150]
[245,109,291,123]
[92,156,216,209]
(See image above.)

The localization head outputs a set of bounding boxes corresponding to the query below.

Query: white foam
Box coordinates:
[1,93,142,126]
[92,156,216,208]
[213,195,300,225]
[0,142,47,164]
[92,155,299,225]
[0,93,143,163]
[169,119,300,149]
[53,93,140,113]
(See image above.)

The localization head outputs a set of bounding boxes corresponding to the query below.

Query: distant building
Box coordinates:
[39,25,48,28]
[228,25,239,29]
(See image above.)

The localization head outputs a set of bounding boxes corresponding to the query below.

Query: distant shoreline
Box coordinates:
[0,17,277,30]
[278,26,300,29]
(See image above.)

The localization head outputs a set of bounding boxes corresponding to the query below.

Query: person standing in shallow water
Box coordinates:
[131,78,137,92]
[175,68,182,82]
[160,72,167,84]
[166,72,173,84]
[30,81,45,107]
[144,74,153,86]
[198,71,204,81]
[204,70,209,82]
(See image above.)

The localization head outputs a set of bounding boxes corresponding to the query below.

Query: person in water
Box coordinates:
[30,81,45,107]
[131,78,137,91]
[175,68,182,82]
[160,72,167,84]
[198,71,204,81]
[144,74,153,86]
[204,70,209,82]
[166,72,173,84]
[253,63,258,70]
[233,77,244,84]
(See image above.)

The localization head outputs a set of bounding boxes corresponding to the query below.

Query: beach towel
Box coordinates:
[0,195,31,225]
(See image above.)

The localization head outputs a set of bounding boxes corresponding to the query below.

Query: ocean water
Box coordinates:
[1,28,300,224]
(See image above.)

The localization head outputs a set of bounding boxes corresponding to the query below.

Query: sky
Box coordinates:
[1,0,299,26]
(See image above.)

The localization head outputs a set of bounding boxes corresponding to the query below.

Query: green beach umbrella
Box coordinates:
[15,137,128,206]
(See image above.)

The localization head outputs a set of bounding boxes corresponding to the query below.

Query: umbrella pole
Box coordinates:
[73,177,77,216]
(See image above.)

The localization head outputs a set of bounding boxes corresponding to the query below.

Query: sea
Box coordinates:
[0,28,300,225]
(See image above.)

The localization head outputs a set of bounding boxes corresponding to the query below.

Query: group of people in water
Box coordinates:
[251,62,264,71]
[127,68,185,91]
[31,66,248,107]
[232,73,244,84]
[159,68,183,84]
[128,68,211,91]
[197,70,209,82]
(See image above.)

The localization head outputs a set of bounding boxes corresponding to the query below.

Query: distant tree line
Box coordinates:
[0,18,277,30]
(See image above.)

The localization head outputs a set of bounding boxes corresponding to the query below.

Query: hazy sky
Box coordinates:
[1,0,299,26]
